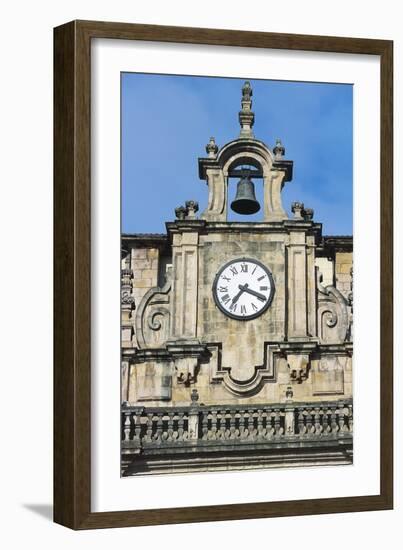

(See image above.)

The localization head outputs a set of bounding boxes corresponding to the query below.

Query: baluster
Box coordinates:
[223,410,231,440]
[297,408,305,435]
[210,410,218,440]
[338,406,346,433]
[171,413,178,441]
[217,410,225,439]
[330,406,338,433]
[145,413,154,442]
[322,408,330,433]
[265,408,273,439]
[177,412,184,441]
[272,409,280,436]
[314,407,322,435]
[123,412,131,441]
[229,410,237,439]
[202,410,209,440]
[167,411,174,441]
[238,409,247,440]
[155,412,164,442]
[248,409,256,440]
[305,408,313,434]
[348,404,353,432]
[183,411,190,440]
[132,412,142,444]
[256,409,264,440]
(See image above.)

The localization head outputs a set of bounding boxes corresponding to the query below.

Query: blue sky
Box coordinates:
[122,73,352,235]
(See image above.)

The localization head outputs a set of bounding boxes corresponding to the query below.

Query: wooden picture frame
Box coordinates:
[54,20,393,529]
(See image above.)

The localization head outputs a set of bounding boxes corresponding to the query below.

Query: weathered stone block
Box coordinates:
[135,361,172,401]
[312,356,345,395]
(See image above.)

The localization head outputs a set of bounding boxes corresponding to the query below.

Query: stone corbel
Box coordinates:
[287,353,310,383]
[279,342,317,385]
[166,341,211,386]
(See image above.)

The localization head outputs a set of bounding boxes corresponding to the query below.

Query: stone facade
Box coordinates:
[121,82,353,475]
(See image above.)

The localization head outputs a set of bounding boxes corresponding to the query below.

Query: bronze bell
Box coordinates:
[230,175,260,215]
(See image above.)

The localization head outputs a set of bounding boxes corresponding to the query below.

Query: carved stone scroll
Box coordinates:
[135,279,171,349]
[316,269,349,344]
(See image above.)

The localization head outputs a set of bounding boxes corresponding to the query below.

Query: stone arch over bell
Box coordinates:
[199,139,291,222]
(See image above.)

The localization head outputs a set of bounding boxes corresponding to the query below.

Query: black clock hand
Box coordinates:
[238,284,267,302]
[231,287,245,305]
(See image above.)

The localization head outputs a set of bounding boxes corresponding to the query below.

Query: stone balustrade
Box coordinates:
[122,400,353,451]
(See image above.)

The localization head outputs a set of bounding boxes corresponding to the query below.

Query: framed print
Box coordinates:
[54,20,393,529]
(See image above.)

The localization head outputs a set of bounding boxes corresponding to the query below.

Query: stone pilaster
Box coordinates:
[286,230,308,340]
[170,231,199,341]
[263,169,288,221]
[201,168,227,221]
[306,236,317,338]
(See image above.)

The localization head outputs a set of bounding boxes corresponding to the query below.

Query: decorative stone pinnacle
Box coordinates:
[185,200,199,219]
[206,137,218,158]
[191,388,199,403]
[175,201,199,220]
[286,386,294,399]
[291,201,305,219]
[273,138,285,159]
[303,208,314,221]
[239,80,255,138]
[291,202,314,221]
[242,80,253,101]
[175,205,187,220]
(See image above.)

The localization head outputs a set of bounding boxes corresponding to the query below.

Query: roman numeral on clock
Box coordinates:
[240,305,247,314]
[221,294,230,304]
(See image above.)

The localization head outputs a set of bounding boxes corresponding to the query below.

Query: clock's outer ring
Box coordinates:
[212,257,275,321]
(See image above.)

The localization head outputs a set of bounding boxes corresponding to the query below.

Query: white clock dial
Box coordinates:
[212,258,274,320]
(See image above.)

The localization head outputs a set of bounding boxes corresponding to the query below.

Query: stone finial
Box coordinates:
[175,201,199,220]
[291,201,305,219]
[303,208,314,221]
[291,202,314,221]
[175,205,187,220]
[121,268,135,308]
[242,80,253,101]
[239,80,255,138]
[206,137,218,158]
[286,386,294,399]
[191,388,199,403]
[185,200,199,219]
[273,139,285,159]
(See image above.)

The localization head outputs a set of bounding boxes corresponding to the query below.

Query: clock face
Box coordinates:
[212,258,275,320]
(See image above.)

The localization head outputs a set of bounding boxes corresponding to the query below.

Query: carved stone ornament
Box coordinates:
[175,200,199,220]
[287,353,310,384]
[167,341,210,386]
[121,268,135,308]
[291,201,304,219]
[205,136,218,158]
[135,278,171,349]
[316,269,349,344]
[273,138,285,159]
